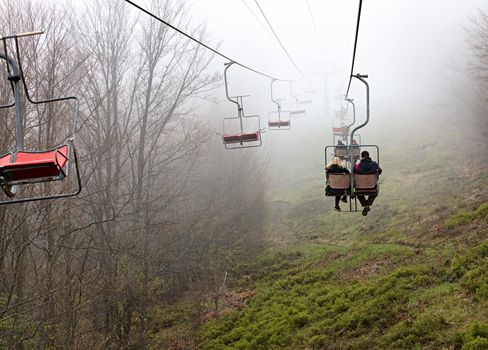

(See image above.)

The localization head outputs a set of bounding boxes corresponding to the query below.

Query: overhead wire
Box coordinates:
[239,0,274,42]
[306,0,322,49]
[344,0,363,100]
[253,0,306,78]
[122,0,293,82]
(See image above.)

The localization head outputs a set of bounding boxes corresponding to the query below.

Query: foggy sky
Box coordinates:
[33,0,488,157]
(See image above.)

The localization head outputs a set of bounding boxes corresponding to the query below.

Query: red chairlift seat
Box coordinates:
[223,131,260,144]
[268,120,290,128]
[332,126,349,134]
[0,145,69,183]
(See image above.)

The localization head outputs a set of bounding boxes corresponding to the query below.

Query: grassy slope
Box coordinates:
[198,113,488,349]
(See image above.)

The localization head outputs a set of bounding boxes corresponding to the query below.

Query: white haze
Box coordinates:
[36,0,488,195]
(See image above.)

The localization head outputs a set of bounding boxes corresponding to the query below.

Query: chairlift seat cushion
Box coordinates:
[0,154,12,167]
[268,120,290,127]
[334,148,347,157]
[328,174,351,189]
[0,145,68,182]
[332,127,349,134]
[223,132,260,144]
[354,174,377,192]
[241,132,260,141]
[223,134,241,143]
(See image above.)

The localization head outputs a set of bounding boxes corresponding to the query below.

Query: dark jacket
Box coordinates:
[326,164,350,174]
[356,157,382,175]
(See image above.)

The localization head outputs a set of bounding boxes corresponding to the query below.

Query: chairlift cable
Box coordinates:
[253,0,306,78]
[344,0,363,100]
[239,0,275,42]
[122,0,293,82]
[306,0,322,49]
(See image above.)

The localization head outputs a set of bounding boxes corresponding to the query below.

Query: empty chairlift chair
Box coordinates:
[289,81,306,116]
[268,79,290,130]
[0,31,81,204]
[221,62,262,149]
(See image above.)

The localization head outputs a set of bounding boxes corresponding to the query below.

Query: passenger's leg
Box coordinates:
[367,195,377,206]
[357,195,368,207]
[335,196,341,207]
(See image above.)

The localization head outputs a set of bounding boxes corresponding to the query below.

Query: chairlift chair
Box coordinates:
[325,144,380,212]
[332,118,350,137]
[300,89,315,104]
[268,79,290,130]
[0,31,81,205]
[324,74,380,213]
[333,97,362,160]
[221,62,262,149]
[289,81,306,117]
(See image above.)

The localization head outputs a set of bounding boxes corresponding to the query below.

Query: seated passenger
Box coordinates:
[351,139,360,159]
[334,139,347,157]
[355,150,382,216]
[326,156,350,211]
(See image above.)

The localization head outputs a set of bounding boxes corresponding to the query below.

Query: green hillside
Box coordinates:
[194,115,488,349]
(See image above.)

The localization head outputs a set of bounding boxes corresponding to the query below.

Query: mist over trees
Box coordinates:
[466,9,488,142]
[0,0,267,348]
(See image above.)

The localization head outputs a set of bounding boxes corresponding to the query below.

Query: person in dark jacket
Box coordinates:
[355,150,382,216]
[326,156,350,211]
[334,139,347,158]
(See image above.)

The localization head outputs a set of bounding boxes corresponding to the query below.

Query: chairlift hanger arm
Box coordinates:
[3,33,80,141]
[345,98,356,130]
[350,73,369,146]
[0,49,19,109]
[270,79,280,110]
[349,74,370,189]
[224,62,240,109]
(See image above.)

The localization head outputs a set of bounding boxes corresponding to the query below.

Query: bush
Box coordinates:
[454,322,488,350]
[445,202,488,229]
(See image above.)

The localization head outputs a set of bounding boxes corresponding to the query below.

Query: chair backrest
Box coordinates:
[351,147,360,158]
[328,174,350,189]
[354,174,377,189]
[334,148,347,157]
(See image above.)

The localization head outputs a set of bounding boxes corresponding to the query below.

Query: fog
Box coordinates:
[174,0,487,197]
[1,1,487,346]
[25,0,488,195]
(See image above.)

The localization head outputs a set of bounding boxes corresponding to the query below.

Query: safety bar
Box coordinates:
[1,31,44,40]
[325,144,379,173]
